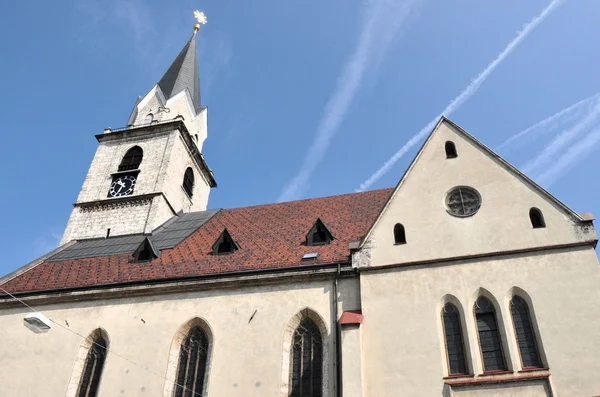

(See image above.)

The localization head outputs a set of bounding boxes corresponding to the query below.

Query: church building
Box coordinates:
[1,21,600,397]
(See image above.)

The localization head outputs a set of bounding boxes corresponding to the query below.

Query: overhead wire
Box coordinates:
[0,286,206,397]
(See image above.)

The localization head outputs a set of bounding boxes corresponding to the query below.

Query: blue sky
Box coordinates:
[1,0,599,274]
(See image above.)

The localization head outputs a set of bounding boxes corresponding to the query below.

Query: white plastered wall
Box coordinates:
[0,280,339,397]
[359,247,600,396]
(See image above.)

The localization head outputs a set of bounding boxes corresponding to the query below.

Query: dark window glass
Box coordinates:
[445,141,458,158]
[290,318,323,397]
[393,223,406,244]
[510,296,542,368]
[118,146,143,171]
[529,208,546,229]
[174,326,209,397]
[307,220,332,246]
[311,225,328,245]
[76,334,108,397]
[442,303,467,375]
[475,297,507,372]
[183,168,195,198]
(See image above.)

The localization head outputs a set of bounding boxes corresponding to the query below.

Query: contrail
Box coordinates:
[357,0,567,192]
[497,92,600,151]
[278,0,420,202]
[522,97,600,175]
[535,126,600,186]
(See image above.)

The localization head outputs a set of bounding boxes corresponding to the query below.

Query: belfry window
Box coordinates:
[306,218,334,246]
[510,296,542,369]
[76,333,108,397]
[174,325,209,397]
[212,229,240,255]
[529,208,546,229]
[183,167,195,198]
[442,303,468,375]
[475,297,507,372]
[118,146,143,171]
[290,318,323,397]
[445,141,458,158]
[393,223,406,245]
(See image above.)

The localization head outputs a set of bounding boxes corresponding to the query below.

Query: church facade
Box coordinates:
[1,26,599,397]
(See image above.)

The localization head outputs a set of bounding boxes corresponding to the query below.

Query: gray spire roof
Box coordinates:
[157,33,202,114]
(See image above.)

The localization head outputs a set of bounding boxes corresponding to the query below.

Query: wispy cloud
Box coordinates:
[278,0,421,202]
[357,0,567,192]
[497,92,600,151]
[523,97,600,175]
[535,126,600,186]
[521,96,600,185]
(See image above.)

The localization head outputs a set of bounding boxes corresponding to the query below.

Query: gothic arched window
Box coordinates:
[475,297,507,372]
[183,167,195,198]
[510,296,542,369]
[174,325,209,397]
[442,303,467,375]
[445,141,458,158]
[290,318,323,397]
[76,333,108,397]
[529,208,546,229]
[393,223,406,245]
[118,146,143,171]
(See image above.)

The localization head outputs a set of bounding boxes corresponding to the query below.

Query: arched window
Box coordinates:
[290,318,323,397]
[393,223,406,245]
[510,296,542,369]
[529,208,546,229]
[174,325,209,397]
[474,297,507,372]
[76,332,108,397]
[118,146,143,171]
[183,167,195,198]
[145,113,154,124]
[445,141,457,158]
[442,303,467,375]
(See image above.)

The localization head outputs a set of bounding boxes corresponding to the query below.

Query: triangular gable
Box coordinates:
[359,116,585,250]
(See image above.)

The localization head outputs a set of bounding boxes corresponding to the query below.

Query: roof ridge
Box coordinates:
[217,187,394,212]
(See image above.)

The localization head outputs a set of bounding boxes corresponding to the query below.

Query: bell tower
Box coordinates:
[61,19,216,245]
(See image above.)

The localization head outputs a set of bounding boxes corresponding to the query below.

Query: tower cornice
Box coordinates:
[97,118,217,188]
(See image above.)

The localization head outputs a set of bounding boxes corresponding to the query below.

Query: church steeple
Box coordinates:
[157,33,202,114]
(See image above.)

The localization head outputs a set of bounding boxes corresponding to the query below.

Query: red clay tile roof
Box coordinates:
[1,188,393,294]
[339,310,364,325]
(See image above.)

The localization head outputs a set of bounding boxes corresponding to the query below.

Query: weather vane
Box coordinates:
[193,10,207,33]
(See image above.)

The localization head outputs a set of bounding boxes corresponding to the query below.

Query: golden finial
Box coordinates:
[193,10,207,34]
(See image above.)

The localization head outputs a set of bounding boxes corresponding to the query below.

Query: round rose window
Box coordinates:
[446,186,481,217]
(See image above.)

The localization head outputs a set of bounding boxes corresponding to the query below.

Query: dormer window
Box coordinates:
[132,237,159,262]
[119,146,143,171]
[212,229,240,255]
[306,218,334,246]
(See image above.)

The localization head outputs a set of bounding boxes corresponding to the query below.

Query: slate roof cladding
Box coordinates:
[0,189,392,294]
[157,33,202,114]
[47,210,220,262]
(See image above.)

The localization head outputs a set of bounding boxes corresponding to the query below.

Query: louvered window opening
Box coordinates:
[183,168,195,198]
[445,141,458,158]
[311,226,328,245]
[118,147,143,171]
[175,326,209,397]
[290,318,323,397]
[76,336,107,397]
[510,296,542,368]
[442,303,467,375]
[475,297,507,372]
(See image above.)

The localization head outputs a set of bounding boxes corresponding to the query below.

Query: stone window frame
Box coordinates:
[162,317,213,397]
[280,308,330,397]
[65,328,110,397]
[438,295,473,377]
